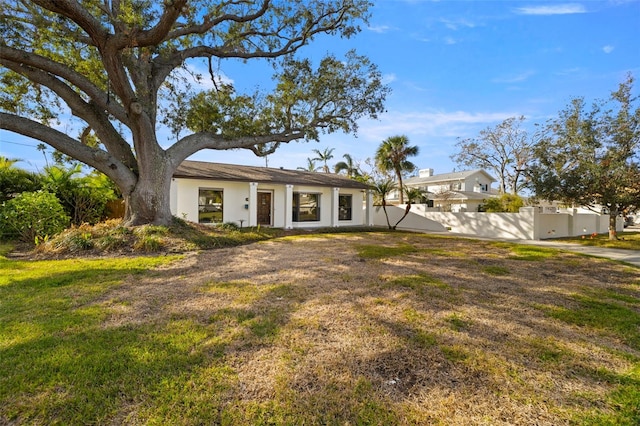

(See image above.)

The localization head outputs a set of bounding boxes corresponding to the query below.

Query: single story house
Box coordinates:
[402,168,497,212]
[170,160,374,228]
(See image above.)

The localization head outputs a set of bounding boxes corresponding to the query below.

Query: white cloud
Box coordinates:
[182,63,234,90]
[555,67,583,76]
[368,24,393,34]
[444,36,457,45]
[358,110,518,142]
[515,3,587,15]
[492,70,536,83]
[602,45,615,53]
[382,73,397,85]
[440,18,477,30]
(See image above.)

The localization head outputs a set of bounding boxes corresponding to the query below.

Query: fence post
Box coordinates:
[518,206,539,240]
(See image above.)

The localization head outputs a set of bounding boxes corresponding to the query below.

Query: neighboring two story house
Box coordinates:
[402,168,497,212]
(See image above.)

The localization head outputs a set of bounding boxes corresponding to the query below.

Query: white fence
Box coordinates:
[372,205,622,240]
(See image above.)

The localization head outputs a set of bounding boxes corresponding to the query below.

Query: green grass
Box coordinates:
[491,242,559,261]
[482,265,511,275]
[0,254,183,424]
[540,292,640,351]
[1,232,639,425]
[356,243,418,259]
[553,231,640,250]
[533,286,640,424]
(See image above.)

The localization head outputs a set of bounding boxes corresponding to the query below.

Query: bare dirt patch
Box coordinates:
[98,232,640,424]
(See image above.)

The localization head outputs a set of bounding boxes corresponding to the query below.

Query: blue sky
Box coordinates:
[1,0,639,175]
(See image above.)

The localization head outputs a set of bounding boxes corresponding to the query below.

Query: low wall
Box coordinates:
[372,205,623,240]
[372,205,448,232]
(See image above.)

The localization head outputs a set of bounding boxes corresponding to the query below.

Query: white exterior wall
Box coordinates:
[373,204,623,240]
[170,178,366,228]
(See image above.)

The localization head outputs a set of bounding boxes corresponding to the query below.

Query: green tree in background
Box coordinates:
[297,158,318,172]
[312,147,335,173]
[0,157,41,202]
[451,116,534,195]
[334,153,361,178]
[481,193,524,213]
[527,74,640,239]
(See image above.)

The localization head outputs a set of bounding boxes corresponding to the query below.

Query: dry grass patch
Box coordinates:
[1,231,639,425]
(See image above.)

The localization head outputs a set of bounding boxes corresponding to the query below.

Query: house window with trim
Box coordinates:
[198,188,223,223]
[338,194,352,221]
[479,183,488,192]
[293,192,320,222]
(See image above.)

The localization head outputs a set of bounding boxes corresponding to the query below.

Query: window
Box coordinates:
[293,192,320,222]
[198,189,223,223]
[479,183,488,192]
[338,194,352,221]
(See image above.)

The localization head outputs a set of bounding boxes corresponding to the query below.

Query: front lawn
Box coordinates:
[1,232,638,425]
[553,231,640,250]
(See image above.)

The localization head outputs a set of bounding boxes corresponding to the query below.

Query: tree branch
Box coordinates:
[167,130,305,166]
[0,46,129,125]
[0,113,137,193]
[1,58,137,171]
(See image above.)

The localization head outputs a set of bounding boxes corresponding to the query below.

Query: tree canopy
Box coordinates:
[451,116,533,195]
[0,0,389,225]
[527,74,640,239]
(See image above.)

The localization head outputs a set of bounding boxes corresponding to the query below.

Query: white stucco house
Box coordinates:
[170,160,373,228]
[402,168,497,212]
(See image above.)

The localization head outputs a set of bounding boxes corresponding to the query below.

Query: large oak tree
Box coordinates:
[0,0,388,225]
[527,75,640,239]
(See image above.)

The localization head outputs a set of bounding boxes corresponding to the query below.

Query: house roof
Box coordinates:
[404,169,496,185]
[174,160,371,190]
[431,191,492,201]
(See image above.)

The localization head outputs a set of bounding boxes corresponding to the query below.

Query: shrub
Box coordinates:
[218,221,240,231]
[0,191,70,243]
[41,165,118,226]
[0,166,41,202]
[481,193,525,213]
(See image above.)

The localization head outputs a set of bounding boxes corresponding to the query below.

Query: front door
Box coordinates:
[257,192,272,225]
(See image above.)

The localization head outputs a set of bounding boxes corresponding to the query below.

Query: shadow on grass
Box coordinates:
[1,232,639,425]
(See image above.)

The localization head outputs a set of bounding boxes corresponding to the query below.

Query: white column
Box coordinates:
[284,184,293,229]
[248,182,258,227]
[366,189,374,226]
[331,187,340,227]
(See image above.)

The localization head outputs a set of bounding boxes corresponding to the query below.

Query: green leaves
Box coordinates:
[184,50,388,144]
[528,75,640,216]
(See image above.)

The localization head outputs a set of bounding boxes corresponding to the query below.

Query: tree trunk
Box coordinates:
[381,199,392,229]
[609,209,618,240]
[393,202,412,229]
[123,158,174,226]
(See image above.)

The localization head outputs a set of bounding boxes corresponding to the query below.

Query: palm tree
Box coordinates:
[392,186,425,229]
[372,178,397,229]
[334,154,361,178]
[297,158,318,172]
[312,147,335,173]
[0,156,20,170]
[375,135,419,204]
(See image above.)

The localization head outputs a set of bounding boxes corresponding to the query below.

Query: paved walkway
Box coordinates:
[404,226,640,267]
[509,239,640,267]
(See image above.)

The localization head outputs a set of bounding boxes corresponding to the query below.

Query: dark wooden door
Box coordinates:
[257,192,272,225]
